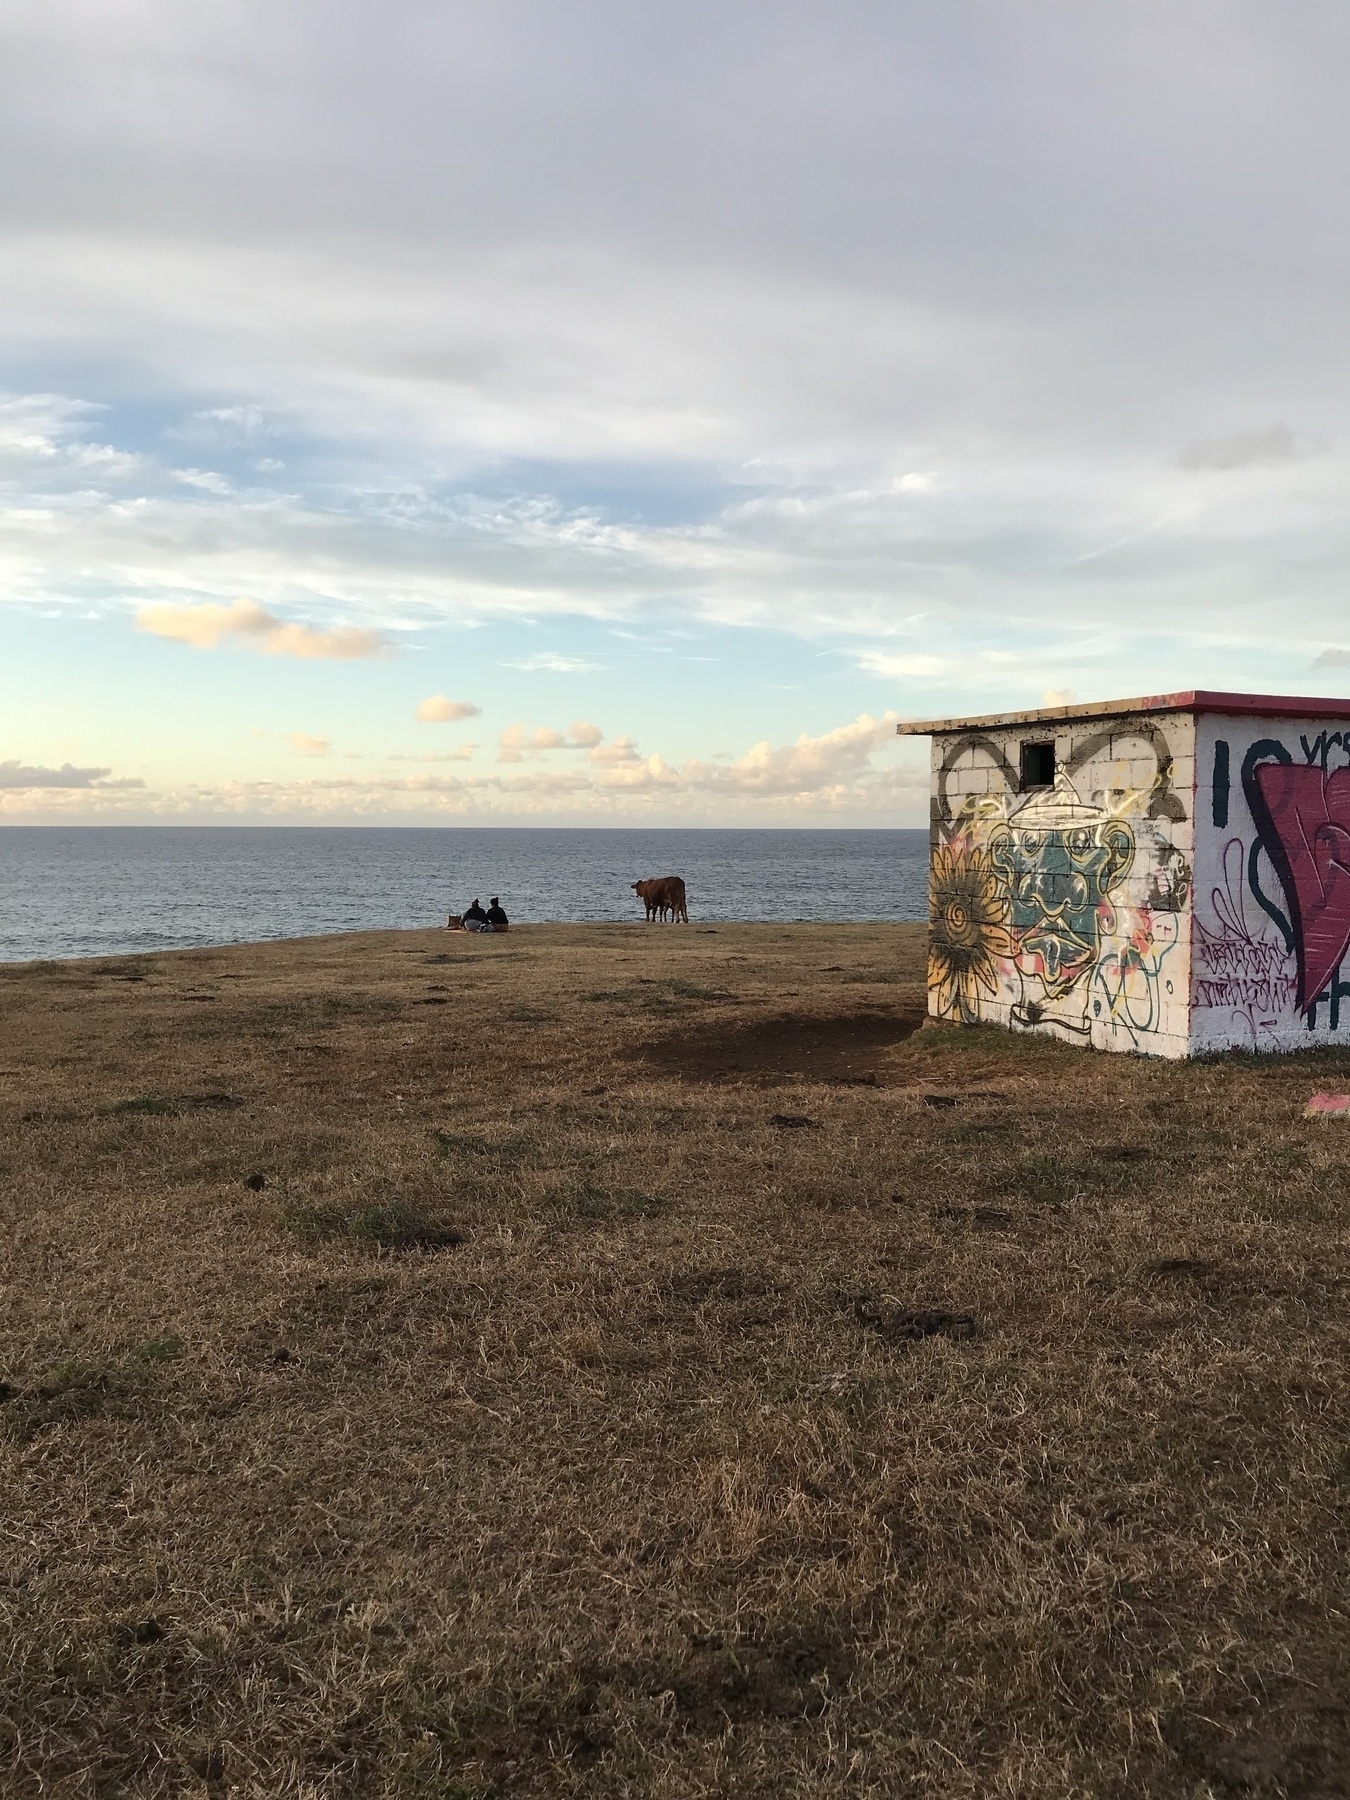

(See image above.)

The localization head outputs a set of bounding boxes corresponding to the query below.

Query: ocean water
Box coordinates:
[0,827,929,963]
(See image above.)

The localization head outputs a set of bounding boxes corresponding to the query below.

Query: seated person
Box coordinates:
[463,898,491,933]
[485,897,509,932]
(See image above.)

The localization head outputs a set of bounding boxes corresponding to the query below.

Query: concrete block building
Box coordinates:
[898,691,1350,1058]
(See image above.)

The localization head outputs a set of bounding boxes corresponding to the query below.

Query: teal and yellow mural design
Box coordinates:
[929,730,1191,1050]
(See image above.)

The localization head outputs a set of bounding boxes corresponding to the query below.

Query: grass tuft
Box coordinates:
[110,1091,241,1116]
[567,1184,666,1221]
[285,1197,466,1251]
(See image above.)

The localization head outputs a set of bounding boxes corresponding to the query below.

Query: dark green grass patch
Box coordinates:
[563,1184,666,1222]
[1,1350,174,1444]
[430,1128,494,1156]
[110,1092,242,1116]
[1007,1153,1080,1206]
[284,1198,466,1252]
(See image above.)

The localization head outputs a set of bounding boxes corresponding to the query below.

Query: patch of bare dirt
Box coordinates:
[639,1007,922,1085]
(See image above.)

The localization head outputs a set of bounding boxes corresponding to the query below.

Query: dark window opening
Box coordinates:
[1021,741,1056,790]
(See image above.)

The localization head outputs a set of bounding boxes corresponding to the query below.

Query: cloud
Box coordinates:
[589,736,641,765]
[1314,648,1350,668]
[388,746,476,763]
[0,758,140,789]
[1042,687,1076,706]
[1177,425,1301,472]
[497,724,564,762]
[416,694,481,722]
[0,705,924,820]
[856,651,952,680]
[136,598,387,659]
[497,720,605,762]
[677,712,902,800]
[508,653,601,674]
[8,7,1350,747]
[172,467,231,494]
[287,732,331,756]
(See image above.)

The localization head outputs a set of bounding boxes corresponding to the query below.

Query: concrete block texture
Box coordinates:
[1190,713,1350,1053]
[926,710,1195,1056]
[924,699,1350,1056]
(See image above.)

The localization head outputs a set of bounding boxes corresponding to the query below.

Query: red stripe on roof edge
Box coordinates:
[895,690,1350,735]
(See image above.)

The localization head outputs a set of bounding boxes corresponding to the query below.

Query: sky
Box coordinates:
[3,0,1349,825]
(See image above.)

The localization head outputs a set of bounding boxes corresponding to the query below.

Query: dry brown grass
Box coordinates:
[2,921,1350,1798]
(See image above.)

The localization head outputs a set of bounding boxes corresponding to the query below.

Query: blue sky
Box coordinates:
[3,2,1350,823]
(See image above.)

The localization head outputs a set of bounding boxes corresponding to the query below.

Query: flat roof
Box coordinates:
[895,690,1350,735]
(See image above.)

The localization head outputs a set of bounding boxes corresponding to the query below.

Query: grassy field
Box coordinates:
[2,921,1350,1799]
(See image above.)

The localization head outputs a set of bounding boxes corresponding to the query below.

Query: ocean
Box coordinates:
[0,827,929,963]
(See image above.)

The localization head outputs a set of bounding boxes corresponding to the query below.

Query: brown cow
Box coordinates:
[632,875,688,923]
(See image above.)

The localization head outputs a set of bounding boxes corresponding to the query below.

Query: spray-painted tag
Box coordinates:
[1304,1092,1350,1118]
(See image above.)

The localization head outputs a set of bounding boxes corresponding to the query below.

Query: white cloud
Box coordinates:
[388,746,476,763]
[589,735,641,766]
[856,651,952,680]
[1042,687,1076,706]
[136,597,387,659]
[0,392,100,461]
[5,5,1350,756]
[508,652,601,673]
[193,404,267,434]
[287,732,331,756]
[497,724,565,762]
[0,705,925,821]
[172,467,231,494]
[674,711,901,799]
[497,720,605,762]
[416,694,480,722]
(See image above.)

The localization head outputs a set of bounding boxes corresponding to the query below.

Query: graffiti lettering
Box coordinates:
[1247,757,1350,1011]
[1192,836,1297,1040]
[1306,963,1350,1032]
[1212,738,1230,828]
[1195,936,1286,978]
[1300,730,1350,773]
[1195,975,1296,1011]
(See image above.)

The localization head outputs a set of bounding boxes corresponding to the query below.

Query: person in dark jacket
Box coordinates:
[463,898,490,932]
[485,897,509,931]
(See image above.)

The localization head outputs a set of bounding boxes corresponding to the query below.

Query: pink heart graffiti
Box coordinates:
[1252,761,1350,1011]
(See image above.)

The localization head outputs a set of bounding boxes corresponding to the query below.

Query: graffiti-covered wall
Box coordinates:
[1192,713,1350,1052]
[927,713,1195,1057]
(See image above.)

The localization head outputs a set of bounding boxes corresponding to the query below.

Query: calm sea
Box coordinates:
[0,827,928,963]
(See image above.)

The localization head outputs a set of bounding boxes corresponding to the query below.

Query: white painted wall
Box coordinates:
[1191,712,1350,1053]
[927,711,1195,1058]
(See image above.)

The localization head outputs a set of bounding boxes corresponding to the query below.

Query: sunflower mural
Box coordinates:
[928,841,1015,1022]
